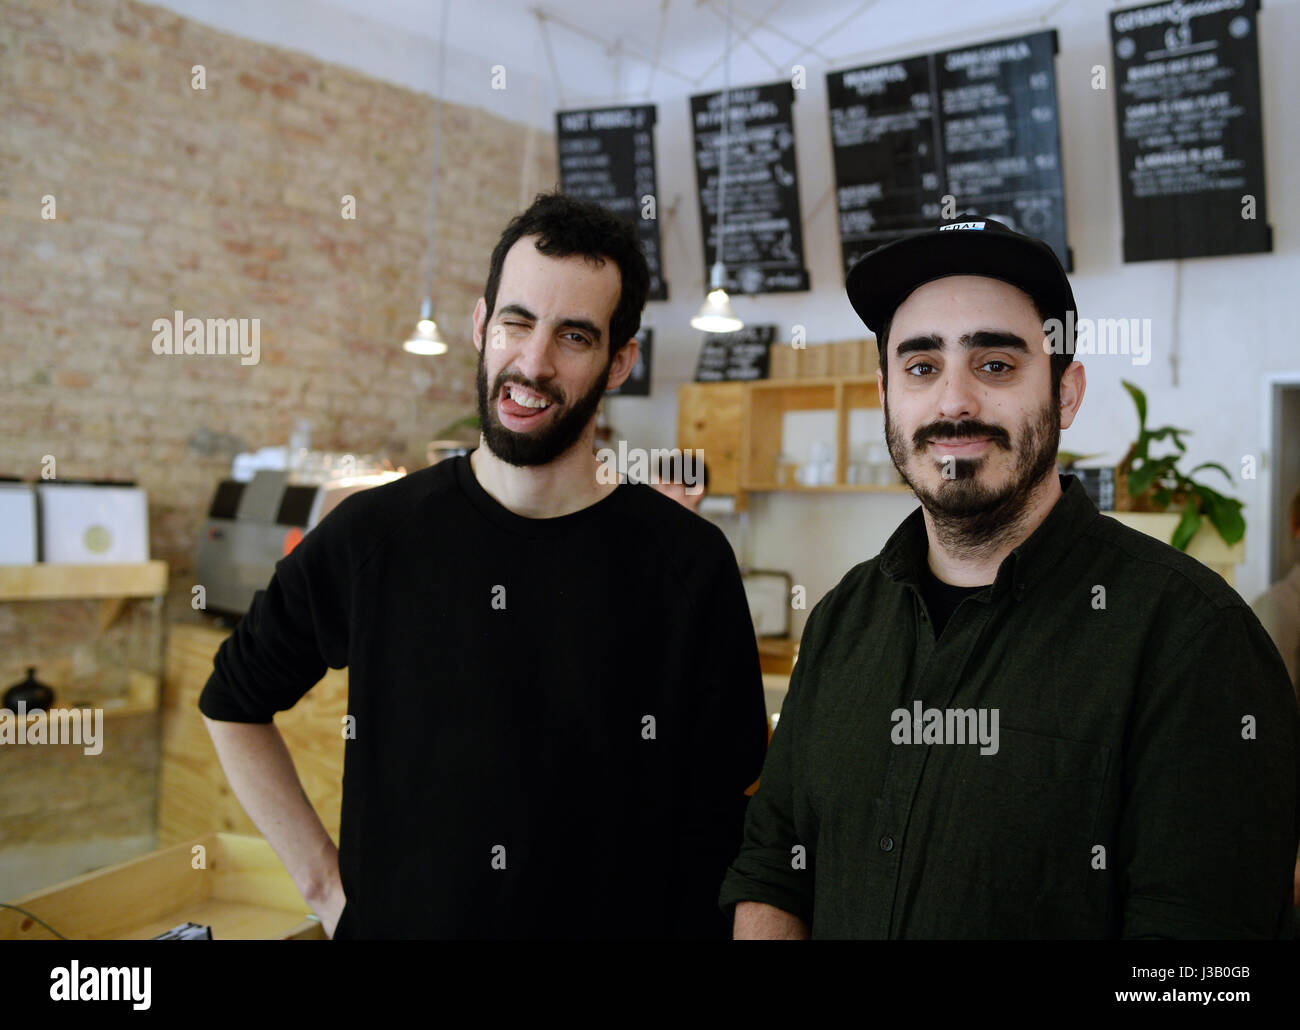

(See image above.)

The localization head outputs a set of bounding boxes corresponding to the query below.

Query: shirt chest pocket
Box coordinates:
[939,727,1110,896]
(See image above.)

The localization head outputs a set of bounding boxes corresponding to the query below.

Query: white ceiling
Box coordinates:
[153,0,1074,111]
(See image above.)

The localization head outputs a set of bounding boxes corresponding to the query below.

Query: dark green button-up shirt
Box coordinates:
[720,475,1300,938]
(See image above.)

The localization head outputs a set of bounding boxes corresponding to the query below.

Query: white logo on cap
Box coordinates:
[939,221,986,231]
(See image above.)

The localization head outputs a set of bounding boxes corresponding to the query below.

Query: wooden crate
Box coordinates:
[861,337,880,376]
[830,340,862,376]
[768,344,799,380]
[798,344,831,378]
[0,833,324,940]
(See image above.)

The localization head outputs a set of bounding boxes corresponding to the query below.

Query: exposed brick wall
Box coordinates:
[0,0,556,893]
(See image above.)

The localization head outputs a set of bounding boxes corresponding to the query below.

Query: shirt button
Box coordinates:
[878,836,895,852]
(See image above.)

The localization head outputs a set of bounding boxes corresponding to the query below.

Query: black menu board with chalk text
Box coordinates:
[1108,0,1271,261]
[826,30,1071,277]
[556,105,668,300]
[694,324,775,382]
[690,83,810,295]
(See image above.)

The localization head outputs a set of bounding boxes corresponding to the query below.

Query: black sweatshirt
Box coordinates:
[199,453,770,938]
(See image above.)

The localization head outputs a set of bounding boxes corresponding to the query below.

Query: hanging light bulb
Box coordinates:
[402,0,451,356]
[403,297,447,355]
[691,262,743,333]
[691,0,743,334]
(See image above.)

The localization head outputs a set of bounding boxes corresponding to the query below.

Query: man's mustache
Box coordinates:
[912,420,1011,450]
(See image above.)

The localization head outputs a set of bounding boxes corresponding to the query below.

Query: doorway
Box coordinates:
[1266,376,1300,584]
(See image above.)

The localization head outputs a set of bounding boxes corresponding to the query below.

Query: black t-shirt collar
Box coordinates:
[453,450,630,537]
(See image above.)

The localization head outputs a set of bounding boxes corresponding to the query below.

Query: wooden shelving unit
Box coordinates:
[742,374,902,493]
[0,560,168,600]
[678,375,909,505]
[0,560,168,715]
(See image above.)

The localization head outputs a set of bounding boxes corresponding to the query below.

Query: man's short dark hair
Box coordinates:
[876,288,1073,399]
[482,192,650,359]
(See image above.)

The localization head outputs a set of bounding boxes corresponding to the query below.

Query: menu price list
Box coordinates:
[556,104,668,300]
[690,83,810,295]
[694,324,775,382]
[827,30,1071,277]
[1109,0,1271,260]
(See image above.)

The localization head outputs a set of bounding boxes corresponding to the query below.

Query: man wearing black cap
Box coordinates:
[721,216,1300,938]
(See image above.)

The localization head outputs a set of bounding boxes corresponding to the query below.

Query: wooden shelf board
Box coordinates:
[0,560,168,601]
[1,671,159,724]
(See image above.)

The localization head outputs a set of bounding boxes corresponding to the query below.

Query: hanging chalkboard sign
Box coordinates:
[690,83,810,295]
[1108,0,1271,261]
[556,105,668,300]
[694,324,775,382]
[827,30,1071,277]
[607,328,652,397]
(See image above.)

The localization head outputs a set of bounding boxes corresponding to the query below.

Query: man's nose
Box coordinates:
[934,365,980,422]
[512,327,558,384]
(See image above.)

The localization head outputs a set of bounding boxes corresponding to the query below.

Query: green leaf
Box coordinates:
[1122,380,1147,432]
[1129,455,1178,497]
[1153,487,1172,508]
[1188,461,1233,482]
[1056,450,1106,468]
[1201,491,1246,545]
[1145,426,1191,454]
[1170,502,1202,551]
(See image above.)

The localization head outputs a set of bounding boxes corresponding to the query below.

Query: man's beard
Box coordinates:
[885,393,1060,558]
[475,346,610,467]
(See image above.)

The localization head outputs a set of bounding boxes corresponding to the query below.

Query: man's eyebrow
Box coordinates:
[497,303,537,322]
[893,330,1030,357]
[894,333,944,357]
[496,304,602,343]
[962,330,1029,354]
[558,318,602,343]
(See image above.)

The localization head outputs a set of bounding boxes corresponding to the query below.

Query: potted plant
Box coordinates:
[1113,380,1245,552]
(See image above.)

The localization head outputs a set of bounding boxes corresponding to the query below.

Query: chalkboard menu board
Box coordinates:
[556,105,668,300]
[695,324,775,382]
[826,30,1071,277]
[1108,0,1271,261]
[690,84,810,295]
[607,328,652,397]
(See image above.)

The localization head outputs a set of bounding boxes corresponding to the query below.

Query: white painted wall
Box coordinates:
[608,0,1300,631]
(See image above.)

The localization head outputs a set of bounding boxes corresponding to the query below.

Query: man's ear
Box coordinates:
[472,297,487,354]
[605,337,640,392]
[876,366,885,408]
[1058,361,1086,432]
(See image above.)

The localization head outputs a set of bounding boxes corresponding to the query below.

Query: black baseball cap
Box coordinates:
[845,216,1076,339]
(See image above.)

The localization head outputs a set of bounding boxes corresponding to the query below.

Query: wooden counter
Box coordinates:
[160,623,347,847]
[1,833,323,940]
